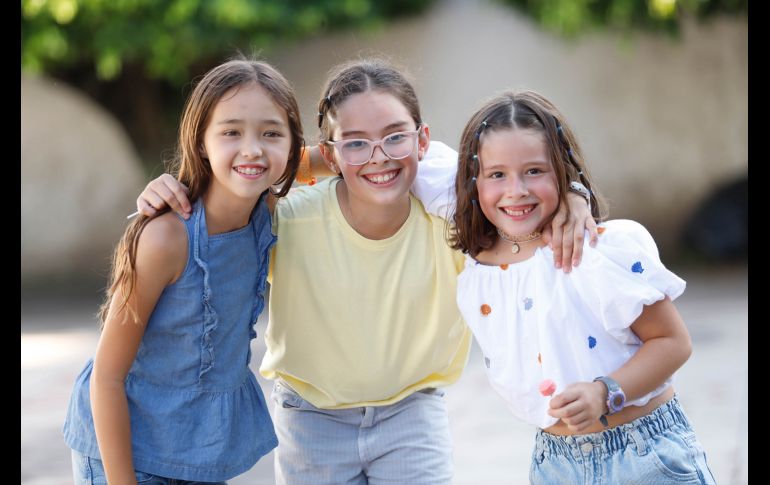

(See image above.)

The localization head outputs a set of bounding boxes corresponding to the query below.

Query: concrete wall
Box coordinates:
[268,0,747,252]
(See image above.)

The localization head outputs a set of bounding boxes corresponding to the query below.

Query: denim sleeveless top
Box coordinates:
[63,196,278,481]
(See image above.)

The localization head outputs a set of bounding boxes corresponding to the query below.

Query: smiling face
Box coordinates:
[476,128,559,241]
[323,90,429,212]
[202,82,291,204]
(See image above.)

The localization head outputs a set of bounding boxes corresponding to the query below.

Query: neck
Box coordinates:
[202,189,258,234]
[335,180,410,240]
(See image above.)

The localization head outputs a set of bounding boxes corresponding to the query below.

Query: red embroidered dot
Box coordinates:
[500,264,509,270]
[308,177,317,186]
[597,227,606,235]
[480,304,492,316]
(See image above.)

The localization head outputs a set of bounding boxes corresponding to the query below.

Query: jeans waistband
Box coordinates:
[534,395,692,461]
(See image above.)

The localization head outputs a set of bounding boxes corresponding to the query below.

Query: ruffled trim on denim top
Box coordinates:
[191,193,276,378]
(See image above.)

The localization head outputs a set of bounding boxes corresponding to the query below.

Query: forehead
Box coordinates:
[479,128,547,165]
[331,90,413,133]
[211,82,288,123]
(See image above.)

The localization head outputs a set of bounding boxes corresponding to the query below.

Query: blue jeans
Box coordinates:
[71,450,227,485]
[530,395,717,484]
[271,380,453,485]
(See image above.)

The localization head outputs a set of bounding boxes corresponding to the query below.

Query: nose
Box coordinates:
[241,136,263,160]
[367,141,389,165]
[507,175,529,197]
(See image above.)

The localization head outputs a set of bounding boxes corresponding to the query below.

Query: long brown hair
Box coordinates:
[450,90,605,257]
[317,58,422,143]
[99,57,303,324]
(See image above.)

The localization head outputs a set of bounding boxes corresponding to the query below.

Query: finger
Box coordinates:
[154,183,188,218]
[161,175,192,214]
[560,223,575,272]
[571,225,585,268]
[550,220,564,269]
[136,197,157,218]
[586,218,599,248]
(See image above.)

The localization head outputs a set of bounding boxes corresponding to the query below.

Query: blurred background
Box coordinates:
[21,0,747,483]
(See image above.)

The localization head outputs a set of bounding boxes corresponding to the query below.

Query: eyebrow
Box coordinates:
[216,118,287,126]
[340,121,412,138]
[482,160,550,170]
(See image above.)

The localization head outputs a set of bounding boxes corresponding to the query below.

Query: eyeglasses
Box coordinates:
[326,126,422,166]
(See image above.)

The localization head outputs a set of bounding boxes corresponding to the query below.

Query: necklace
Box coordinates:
[497,228,542,254]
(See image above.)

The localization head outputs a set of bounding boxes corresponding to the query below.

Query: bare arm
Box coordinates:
[547,297,691,432]
[90,215,187,484]
[542,193,598,273]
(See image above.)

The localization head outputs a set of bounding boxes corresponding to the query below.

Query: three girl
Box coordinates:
[63,59,303,483]
[133,59,595,483]
[441,90,716,484]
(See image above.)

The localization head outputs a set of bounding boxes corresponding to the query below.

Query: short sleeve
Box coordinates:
[411,141,458,220]
[570,220,686,344]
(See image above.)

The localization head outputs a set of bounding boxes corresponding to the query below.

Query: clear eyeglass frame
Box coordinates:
[326,125,422,166]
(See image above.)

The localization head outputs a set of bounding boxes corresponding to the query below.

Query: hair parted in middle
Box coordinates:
[99,56,304,326]
[316,57,422,143]
[450,90,605,257]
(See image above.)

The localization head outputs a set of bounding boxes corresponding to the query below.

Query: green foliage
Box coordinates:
[498,0,748,37]
[21,0,434,84]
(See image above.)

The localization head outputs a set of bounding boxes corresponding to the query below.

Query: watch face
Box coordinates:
[609,392,625,413]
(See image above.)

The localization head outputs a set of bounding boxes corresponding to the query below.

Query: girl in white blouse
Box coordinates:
[443,90,716,484]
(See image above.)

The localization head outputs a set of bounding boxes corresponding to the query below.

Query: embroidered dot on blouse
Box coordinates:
[484,357,491,368]
[588,336,597,349]
[500,264,509,270]
[480,304,492,316]
[597,226,606,235]
[537,353,542,364]
[523,298,533,311]
[632,261,645,273]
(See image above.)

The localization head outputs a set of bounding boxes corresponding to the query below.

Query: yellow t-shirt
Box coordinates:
[260,178,471,409]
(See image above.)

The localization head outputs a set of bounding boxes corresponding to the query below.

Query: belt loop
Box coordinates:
[628,427,649,456]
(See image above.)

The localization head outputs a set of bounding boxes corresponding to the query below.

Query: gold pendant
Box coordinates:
[511,243,520,254]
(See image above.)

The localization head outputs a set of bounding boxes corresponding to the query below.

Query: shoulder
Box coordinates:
[136,212,188,283]
[275,178,333,221]
[597,219,659,256]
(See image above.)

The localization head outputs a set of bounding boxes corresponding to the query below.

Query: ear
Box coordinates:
[417,124,431,161]
[199,145,208,159]
[319,143,340,174]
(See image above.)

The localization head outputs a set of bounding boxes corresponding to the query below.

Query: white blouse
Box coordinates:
[456,220,686,429]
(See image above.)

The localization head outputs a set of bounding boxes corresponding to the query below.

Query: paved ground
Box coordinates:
[21,265,747,484]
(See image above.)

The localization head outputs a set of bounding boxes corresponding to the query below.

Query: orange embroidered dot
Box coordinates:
[500,264,509,270]
[538,353,542,364]
[480,304,492,316]
[597,227,606,235]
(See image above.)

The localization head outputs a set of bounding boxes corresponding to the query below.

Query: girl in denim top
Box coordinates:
[63,58,304,484]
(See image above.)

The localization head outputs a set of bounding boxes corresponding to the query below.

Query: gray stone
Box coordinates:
[21,75,145,284]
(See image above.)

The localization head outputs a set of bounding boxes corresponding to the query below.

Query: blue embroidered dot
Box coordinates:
[588,336,597,349]
[631,261,644,273]
[523,297,533,311]
[484,357,491,368]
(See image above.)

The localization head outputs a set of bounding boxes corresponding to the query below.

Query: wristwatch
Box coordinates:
[569,181,592,210]
[593,376,625,427]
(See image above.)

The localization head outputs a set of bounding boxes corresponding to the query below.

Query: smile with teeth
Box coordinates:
[363,169,399,184]
[501,205,536,216]
[234,166,266,176]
